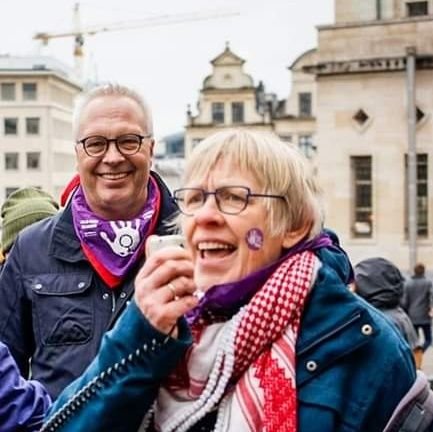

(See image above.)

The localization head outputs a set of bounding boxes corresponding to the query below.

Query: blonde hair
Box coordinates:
[183,129,324,238]
[72,82,153,139]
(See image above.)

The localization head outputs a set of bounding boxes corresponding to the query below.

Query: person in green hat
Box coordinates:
[1,187,59,259]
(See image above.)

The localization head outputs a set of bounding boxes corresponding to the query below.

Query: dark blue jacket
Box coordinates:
[0,172,178,400]
[44,244,416,431]
[42,301,191,432]
[0,341,51,432]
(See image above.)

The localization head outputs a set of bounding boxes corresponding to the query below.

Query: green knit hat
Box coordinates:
[1,187,59,253]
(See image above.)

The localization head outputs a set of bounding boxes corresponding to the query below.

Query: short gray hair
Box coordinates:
[182,129,324,239]
[72,83,153,139]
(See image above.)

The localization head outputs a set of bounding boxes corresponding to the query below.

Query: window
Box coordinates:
[407,1,428,16]
[1,83,15,101]
[212,102,225,124]
[298,135,315,159]
[5,187,19,197]
[4,118,18,135]
[231,102,244,123]
[351,156,373,238]
[5,152,19,170]
[22,83,37,101]
[405,154,428,237]
[279,135,293,143]
[26,117,40,135]
[299,92,312,117]
[27,152,41,170]
[192,138,203,149]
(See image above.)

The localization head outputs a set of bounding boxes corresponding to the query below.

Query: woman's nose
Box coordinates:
[194,193,223,223]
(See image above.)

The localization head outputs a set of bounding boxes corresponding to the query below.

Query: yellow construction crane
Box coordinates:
[34,3,239,79]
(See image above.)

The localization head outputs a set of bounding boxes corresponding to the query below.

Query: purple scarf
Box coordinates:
[72,176,160,287]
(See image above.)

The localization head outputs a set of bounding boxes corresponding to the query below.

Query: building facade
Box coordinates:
[184,44,274,157]
[186,2,433,271]
[0,55,82,203]
[184,43,317,160]
[307,0,433,270]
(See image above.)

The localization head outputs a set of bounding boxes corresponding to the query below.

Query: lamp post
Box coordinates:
[406,46,417,270]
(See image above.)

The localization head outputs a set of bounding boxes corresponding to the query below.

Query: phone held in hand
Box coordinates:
[146,234,185,257]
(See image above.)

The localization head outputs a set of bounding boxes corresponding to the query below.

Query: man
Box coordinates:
[0,83,178,399]
[402,263,433,353]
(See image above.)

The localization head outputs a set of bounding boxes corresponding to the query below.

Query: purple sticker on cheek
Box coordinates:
[246,228,264,250]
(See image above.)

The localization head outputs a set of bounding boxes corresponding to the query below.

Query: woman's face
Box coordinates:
[182,160,300,291]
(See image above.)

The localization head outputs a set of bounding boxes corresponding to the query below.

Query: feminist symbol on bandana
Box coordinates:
[245,228,264,250]
[100,220,141,257]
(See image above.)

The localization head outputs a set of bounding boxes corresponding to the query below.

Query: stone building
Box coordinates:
[0,55,81,202]
[306,0,433,270]
[185,43,274,157]
[185,43,317,160]
[186,1,433,271]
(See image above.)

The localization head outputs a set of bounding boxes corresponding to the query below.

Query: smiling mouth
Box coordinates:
[98,172,130,180]
[197,241,236,259]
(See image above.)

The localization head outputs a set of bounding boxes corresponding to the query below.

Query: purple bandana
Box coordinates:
[72,177,160,284]
[186,232,334,324]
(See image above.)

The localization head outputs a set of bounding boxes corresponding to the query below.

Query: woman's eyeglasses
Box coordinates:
[173,186,285,216]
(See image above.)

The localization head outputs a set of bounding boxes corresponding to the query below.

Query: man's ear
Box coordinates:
[282,223,311,248]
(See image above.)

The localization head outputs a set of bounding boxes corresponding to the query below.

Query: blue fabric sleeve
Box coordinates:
[0,240,33,378]
[42,299,192,432]
[0,342,51,432]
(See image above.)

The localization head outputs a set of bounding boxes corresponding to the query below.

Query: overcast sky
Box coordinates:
[1,0,334,138]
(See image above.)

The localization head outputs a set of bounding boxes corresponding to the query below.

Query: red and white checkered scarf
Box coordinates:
[141,250,317,432]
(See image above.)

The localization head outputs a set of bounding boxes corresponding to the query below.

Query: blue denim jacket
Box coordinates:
[44,245,416,431]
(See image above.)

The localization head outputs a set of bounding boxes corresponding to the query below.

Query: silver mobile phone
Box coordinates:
[146,234,185,257]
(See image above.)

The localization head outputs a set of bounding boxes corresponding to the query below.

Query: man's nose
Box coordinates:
[102,141,125,162]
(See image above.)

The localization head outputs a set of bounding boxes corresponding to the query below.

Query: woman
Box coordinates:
[43,129,416,431]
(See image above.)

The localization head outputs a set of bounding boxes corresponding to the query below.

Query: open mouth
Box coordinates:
[197,241,236,259]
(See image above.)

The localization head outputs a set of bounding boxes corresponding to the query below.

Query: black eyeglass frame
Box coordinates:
[173,185,286,216]
[76,133,152,157]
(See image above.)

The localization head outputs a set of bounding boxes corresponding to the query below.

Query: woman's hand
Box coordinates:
[134,241,198,338]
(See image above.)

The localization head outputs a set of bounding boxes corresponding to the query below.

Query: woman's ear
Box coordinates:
[282,223,311,248]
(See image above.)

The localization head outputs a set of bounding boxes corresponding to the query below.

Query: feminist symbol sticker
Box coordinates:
[245,228,264,250]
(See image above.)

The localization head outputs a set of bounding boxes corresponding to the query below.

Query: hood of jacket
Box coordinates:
[354,257,404,308]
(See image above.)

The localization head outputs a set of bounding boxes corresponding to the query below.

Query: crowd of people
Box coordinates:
[0,83,432,431]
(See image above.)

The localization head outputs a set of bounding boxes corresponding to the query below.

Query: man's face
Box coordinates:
[75,95,154,220]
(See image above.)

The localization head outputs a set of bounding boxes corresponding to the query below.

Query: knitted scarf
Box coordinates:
[141,250,318,432]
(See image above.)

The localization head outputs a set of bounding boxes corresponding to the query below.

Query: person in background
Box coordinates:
[0,83,179,400]
[402,263,433,354]
[0,340,51,432]
[353,257,423,368]
[0,187,59,261]
[43,129,416,432]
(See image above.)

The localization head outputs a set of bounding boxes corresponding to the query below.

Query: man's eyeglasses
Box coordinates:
[76,133,152,157]
[173,186,285,216]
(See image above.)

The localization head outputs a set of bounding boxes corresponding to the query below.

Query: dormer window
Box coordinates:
[406,1,428,17]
